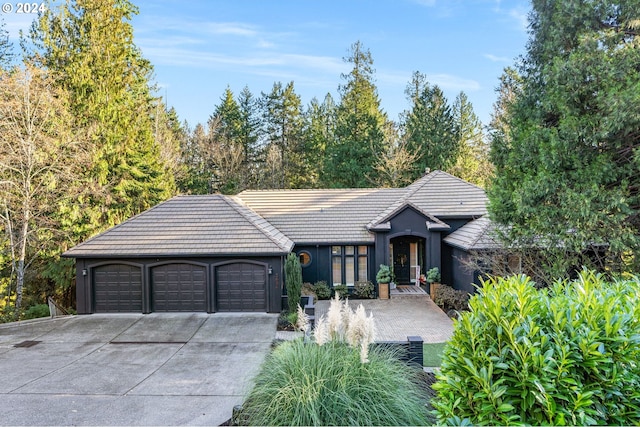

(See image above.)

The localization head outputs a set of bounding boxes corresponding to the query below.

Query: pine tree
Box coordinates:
[403,72,459,178]
[259,81,304,189]
[488,0,640,274]
[324,41,387,188]
[29,0,175,236]
[450,92,492,187]
[302,93,337,188]
[237,86,260,188]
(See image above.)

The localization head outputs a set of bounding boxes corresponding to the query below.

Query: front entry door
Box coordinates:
[393,239,411,284]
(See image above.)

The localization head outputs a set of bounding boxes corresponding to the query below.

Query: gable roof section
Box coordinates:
[404,170,488,217]
[443,217,501,251]
[62,195,294,258]
[366,201,450,231]
[237,171,486,244]
[236,187,402,244]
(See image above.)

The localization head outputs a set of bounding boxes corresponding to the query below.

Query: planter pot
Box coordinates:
[379,282,389,300]
[429,282,440,300]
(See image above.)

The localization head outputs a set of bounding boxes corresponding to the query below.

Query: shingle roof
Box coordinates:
[238,170,487,244]
[443,217,501,251]
[62,195,294,258]
[403,170,488,217]
[63,170,489,257]
[235,187,402,243]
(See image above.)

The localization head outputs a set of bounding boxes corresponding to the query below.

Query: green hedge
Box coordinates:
[432,270,640,426]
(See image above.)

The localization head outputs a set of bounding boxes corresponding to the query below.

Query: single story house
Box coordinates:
[63,170,490,314]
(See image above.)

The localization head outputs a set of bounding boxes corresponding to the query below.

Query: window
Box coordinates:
[298,251,312,268]
[358,246,368,281]
[332,245,368,285]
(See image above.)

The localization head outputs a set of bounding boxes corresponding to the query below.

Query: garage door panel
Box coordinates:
[216,263,266,312]
[152,263,207,312]
[93,264,142,313]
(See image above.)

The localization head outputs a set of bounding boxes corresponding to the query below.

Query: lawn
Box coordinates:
[423,342,447,367]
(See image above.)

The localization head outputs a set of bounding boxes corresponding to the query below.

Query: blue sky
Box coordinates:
[4,0,531,128]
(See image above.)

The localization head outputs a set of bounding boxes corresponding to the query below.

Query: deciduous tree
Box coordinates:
[0,66,81,311]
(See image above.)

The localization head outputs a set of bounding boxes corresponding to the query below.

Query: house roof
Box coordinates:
[62,195,294,258]
[238,170,487,244]
[63,170,489,258]
[443,216,501,251]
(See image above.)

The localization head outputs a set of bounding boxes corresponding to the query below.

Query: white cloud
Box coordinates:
[203,22,258,37]
[508,7,529,31]
[484,53,511,63]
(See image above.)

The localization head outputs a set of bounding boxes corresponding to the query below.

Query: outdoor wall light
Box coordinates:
[268,266,273,275]
[82,269,88,276]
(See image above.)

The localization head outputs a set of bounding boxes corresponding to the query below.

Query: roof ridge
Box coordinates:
[225,196,293,252]
[468,216,493,248]
[432,170,485,191]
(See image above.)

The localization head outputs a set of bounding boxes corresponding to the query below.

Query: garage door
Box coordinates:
[152,263,207,312]
[93,264,142,313]
[216,263,266,312]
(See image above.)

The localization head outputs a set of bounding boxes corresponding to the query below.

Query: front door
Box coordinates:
[393,239,411,284]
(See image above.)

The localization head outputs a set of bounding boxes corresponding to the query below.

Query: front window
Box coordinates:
[332,245,368,285]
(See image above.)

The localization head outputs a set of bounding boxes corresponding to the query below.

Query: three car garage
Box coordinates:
[64,195,294,314]
[88,261,272,314]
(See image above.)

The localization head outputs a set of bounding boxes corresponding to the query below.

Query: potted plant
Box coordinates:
[376,264,392,300]
[426,267,441,299]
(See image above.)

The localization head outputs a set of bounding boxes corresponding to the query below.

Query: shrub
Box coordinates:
[432,270,640,426]
[313,281,331,299]
[426,267,441,283]
[285,253,302,314]
[332,284,348,298]
[353,280,374,298]
[22,304,50,320]
[433,284,469,312]
[375,264,391,283]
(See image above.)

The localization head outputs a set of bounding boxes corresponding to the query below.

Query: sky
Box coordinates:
[3,0,532,128]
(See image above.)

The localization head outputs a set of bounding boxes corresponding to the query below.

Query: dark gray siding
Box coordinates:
[295,244,375,286]
[448,247,479,293]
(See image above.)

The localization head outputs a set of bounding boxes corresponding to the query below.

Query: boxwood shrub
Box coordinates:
[432,270,640,426]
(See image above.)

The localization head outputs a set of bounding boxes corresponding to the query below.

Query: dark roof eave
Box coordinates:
[62,251,291,259]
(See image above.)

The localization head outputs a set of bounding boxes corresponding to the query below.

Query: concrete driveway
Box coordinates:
[0,313,278,426]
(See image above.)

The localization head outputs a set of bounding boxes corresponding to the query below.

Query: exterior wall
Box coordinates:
[74,255,285,314]
[294,244,375,286]
[373,207,442,289]
[447,246,480,294]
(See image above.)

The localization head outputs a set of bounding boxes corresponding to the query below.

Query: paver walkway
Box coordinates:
[314,296,454,343]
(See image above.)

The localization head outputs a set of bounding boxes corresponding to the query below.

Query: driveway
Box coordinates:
[0,313,278,426]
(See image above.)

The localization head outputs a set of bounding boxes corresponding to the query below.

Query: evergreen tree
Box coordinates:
[450,92,492,187]
[179,122,210,194]
[0,18,13,69]
[29,0,175,238]
[259,81,304,189]
[237,86,260,188]
[488,0,640,274]
[324,41,387,188]
[403,71,459,178]
[207,87,245,194]
[302,93,337,188]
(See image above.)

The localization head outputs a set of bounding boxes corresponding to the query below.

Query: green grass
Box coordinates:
[423,342,447,367]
